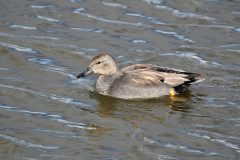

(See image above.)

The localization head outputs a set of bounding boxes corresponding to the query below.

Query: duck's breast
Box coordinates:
[95,74,119,96]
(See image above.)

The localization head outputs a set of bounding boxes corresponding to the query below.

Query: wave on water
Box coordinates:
[0,104,96,130]
[0,133,59,149]
[31,128,87,139]
[143,0,216,21]
[102,2,127,9]
[37,15,62,23]
[143,136,218,156]
[28,58,53,65]
[0,32,60,40]
[9,24,37,30]
[184,131,240,154]
[73,8,150,27]
[154,29,195,42]
[0,41,37,54]
[0,67,9,71]
[71,27,104,33]
[30,5,55,9]
[159,51,221,66]
[0,84,93,110]
[126,12,165,25]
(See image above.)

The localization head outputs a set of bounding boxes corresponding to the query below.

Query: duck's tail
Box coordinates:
[186,73,206,84]
[174,73,205,93]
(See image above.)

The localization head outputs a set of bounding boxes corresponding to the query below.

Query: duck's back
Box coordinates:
[121,64,204,89]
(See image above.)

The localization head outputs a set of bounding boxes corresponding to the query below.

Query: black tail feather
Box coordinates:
[174,72,204,93]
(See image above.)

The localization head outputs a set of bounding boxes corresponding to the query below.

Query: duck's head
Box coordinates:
[77,52,118,78]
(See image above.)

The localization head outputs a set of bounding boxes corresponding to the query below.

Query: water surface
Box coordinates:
[0,0,240,159]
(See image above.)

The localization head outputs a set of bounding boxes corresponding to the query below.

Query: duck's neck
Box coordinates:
[107,59,118,74]
[108,64,118,74]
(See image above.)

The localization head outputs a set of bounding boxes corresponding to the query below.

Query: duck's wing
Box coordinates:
[122,68,164,86]
[156,67,205,87]
[121,64,159,72]
[121,64,204,87]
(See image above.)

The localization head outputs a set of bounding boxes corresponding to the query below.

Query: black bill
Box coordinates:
[77,67,93,78]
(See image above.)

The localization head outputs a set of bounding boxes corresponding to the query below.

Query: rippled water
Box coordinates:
[0,0,240,159]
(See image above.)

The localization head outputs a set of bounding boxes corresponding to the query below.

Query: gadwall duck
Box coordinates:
[77,52,205,99]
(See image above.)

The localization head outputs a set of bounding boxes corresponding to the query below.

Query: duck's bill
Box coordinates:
[77,67,93,78]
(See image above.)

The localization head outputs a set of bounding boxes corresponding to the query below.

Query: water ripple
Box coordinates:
[71,27,104,33]
[72,7,85,14]
[0,133,59,149]
[0,104,47,116]
[31,36,60,40]
[40,154,83,160]
[159,51,220,65]
[49,116,96,130]
[0,41,37,54]
[28,58,53,65]
[172,10,215,21]
[126,12,165,25]
[154,29,195,42]
[0,84,93,110]
[193,129,240,141]
[69,0,81,3]
[116,35,148,44]
[0,104,96,130]
[232,11,240,15]
[218,44,240,49]
[31,128,87,139]
[138,145,179,160]
[40,65,76,79]
[9,24,37,30]
[144,136,218,156]
[143,0,216,21]
[73,8,150,27]
[142,0,162,5]
[102,2,127,9]
[185,24,235,30]
[0,32,59,40]
[30,5,55,9]
[0,67,9,71]
[0,155,37,160]
[235,28,240,32]
[37,15,62,22]
[185,131,240,153]
[59,44,99,52]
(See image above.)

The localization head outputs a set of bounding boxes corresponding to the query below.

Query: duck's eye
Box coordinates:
[96,61,101,65]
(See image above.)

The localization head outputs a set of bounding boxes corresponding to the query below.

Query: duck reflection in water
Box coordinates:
[89,90,194,118]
